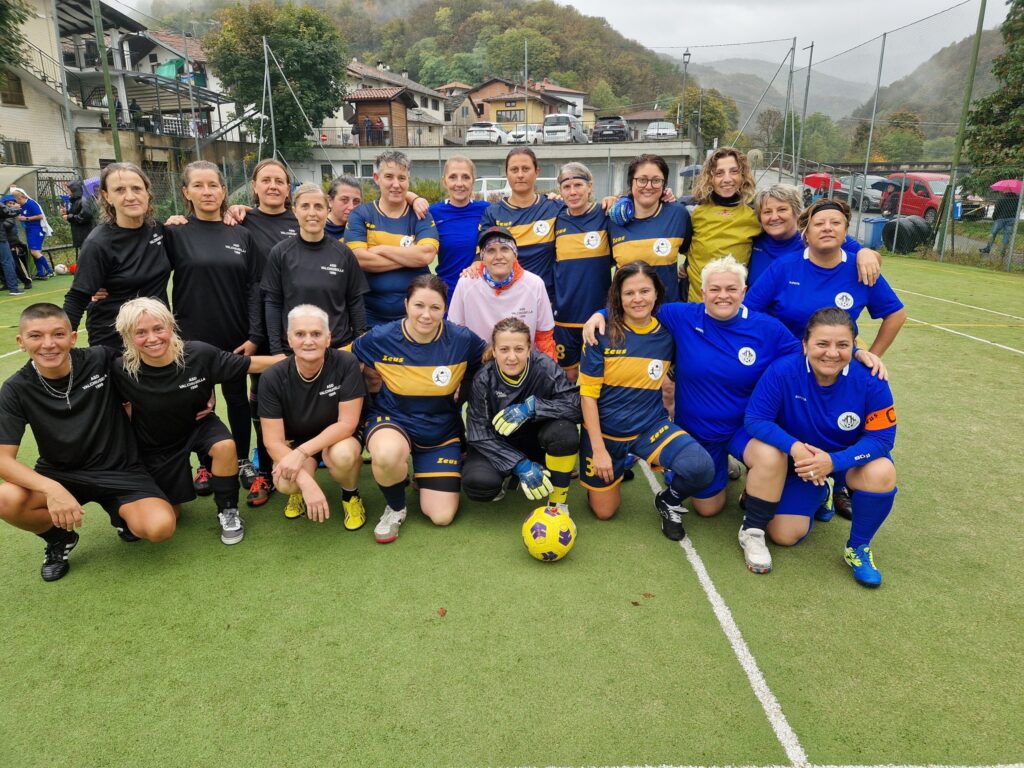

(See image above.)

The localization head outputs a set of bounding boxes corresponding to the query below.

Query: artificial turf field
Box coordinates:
[0,257,1021,768]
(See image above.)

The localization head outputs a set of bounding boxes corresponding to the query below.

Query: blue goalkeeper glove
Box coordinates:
[513,459,553,501]
[492,395,536,436]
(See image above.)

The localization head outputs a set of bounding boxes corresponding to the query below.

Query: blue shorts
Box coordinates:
[778,453,893,518]
[26,231,45,251]
[554,324,584,369]
[580,418,688,492]
[693,426,753,499]
[364,414,462,492]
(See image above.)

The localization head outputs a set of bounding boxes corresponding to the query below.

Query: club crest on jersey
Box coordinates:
[653,238,672,257]
[647,360,664,381]
[737,346,757,366]
[431,366,452,386]
[834,292,854,310]
[400,235,415,247]
[533,220,551,237]
[583,231,601,249]
[837,411,861,431]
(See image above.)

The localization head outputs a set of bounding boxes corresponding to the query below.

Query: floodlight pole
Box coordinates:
[779,37,795,182]
[794,42,813,187]
[263,37,276,158]
[859,33,886,239]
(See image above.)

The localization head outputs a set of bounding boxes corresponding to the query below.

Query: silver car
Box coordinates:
[837,174,889,211]
[645,121,679,141]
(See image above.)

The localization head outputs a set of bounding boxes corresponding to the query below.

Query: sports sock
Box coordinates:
[378,480,407,511]
[341,487,358,502]
[210,474,240,511]
[545,453,575,505]
[38,526,68,544]
[847,487,897,549]
[741,494,778,531]
[249,395,273,476]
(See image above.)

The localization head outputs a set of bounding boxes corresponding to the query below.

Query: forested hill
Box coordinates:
[848,29,1003,139]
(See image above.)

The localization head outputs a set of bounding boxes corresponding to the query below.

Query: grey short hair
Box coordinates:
[558,161,593,184]
[701,254,748,286]
[375,150,410,173]
[754,183,803,217]
[287,304,330,333]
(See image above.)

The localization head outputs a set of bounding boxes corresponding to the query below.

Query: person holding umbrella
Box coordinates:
[980,180,1021,256]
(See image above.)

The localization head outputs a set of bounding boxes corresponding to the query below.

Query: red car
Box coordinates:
[880,172,949,225]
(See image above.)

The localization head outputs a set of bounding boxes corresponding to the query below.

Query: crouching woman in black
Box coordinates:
[465,317,581,509]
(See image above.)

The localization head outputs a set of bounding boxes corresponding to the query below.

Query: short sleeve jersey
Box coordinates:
[658,302,801,443]
[258,349,366,446]
[352,320,486,446]
[554,203,612,326]
[744,249,904,338]
[19,198,44,237]
[607,201,691,303]
[478,195,562,300]
[686,202,762,301]
[345,202,439,325]
[430,199,490,295]
[111,340,250,454]
[748,232,863,286]
[448,267,554,344]
[0,346,139,471]
[578,319,674,438]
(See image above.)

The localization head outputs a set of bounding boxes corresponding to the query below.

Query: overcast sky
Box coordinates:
[560,0,1007,83]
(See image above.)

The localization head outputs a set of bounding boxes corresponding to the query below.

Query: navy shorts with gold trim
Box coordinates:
[580,418,687,492]
[365,413,462,492]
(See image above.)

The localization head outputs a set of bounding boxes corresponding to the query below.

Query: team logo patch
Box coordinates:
[533,220,551,236]
[400,235,415,247]
[837,411,861,431]
[834,292,854,310]
[583,231,601,249]
[647,360,664,381]
[431,366,453,386]
[653,238,672,257]
[737,346,757,366]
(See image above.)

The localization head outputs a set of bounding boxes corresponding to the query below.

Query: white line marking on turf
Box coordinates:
[541,765,1024,768]
[906,316,1024,356]
[639,461,810,768]
[0,349,21,358]
[894,288,1024,321]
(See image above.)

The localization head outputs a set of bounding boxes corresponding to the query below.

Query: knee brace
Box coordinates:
[667,437,715,499]
[539,419,580,458]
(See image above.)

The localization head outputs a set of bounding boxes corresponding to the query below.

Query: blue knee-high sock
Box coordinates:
[847,488,897,549]
[378,480,408,511]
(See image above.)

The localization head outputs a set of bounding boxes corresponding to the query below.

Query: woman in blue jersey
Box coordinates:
[431,156,490,299]
[745,198,906,355]
[324,175,362,241]
[478,148,562,304]
[554,162,612,383]
[579,261,713,539]
[745,307,898,587]
[352,274,486,544]
[607,154,691,305]
[10,187,55,280]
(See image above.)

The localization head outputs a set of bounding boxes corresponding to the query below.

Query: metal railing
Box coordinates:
[19,40,82,106]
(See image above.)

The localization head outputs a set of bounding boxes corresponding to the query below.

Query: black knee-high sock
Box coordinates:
[210,474,240,511]
[741,495,778,531]
[378,480,407,511]
[38,526,68,544]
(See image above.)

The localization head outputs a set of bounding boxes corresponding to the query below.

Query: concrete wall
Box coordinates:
[0,72,83,168]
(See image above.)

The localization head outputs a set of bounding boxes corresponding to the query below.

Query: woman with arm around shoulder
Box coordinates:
[578,262,713,537]
[745,308,899,587]
[258,305,367,529]
[431,156,490,298]
[352,275,487,543]
[464,317,580,510]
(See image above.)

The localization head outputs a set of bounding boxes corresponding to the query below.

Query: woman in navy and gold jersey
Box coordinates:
[607,155,691,304]
[478,148,562,303]
[553,162,612,383]
[578,262,712,539]
[352,275,486,544]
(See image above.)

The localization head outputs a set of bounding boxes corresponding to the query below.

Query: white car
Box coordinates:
[508,123,542,145]
[466,122,508,146]
[645,121,679,141]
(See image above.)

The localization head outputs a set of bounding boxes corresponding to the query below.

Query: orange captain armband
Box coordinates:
[865,406,897,431]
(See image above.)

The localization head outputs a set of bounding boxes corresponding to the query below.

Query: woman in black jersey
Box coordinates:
[166,160,263,499]
[464,317,580,509]
[113,298,283,546]
[62,162,171,349]
[262,184,368,354]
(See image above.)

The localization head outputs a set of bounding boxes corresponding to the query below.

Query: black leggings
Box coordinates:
[221,374,251,460]
[463,418,578,502]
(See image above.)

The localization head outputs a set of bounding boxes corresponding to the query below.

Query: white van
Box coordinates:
[543,113,586,144]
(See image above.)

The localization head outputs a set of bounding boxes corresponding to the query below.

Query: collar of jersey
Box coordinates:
[401,320,442,344]
[703,304,748,324]
[625,317,659,335]
[633,201,663,221]
[374,200,409,218]
[804,356,850,377]
[502,193,540,210]
[498,356,530,386]
[803,247,847,263]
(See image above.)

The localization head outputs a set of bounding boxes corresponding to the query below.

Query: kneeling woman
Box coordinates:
[113,298,283,545]
[745,308,898,587]
[258,305,367,528]
[465,317,580,507]
[353,275,486,543]
[578,262,714,539]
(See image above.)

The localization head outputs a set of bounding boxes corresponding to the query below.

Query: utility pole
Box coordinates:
[263,37,276,158]
[183,8,201,159]
[90,0,121,161]
[794,42,813,186]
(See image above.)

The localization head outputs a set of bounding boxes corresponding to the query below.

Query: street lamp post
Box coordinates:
[681,49,691,141]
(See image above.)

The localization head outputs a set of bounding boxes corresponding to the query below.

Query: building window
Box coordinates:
[420,96,428,108]
[432,99,439,111]
[0,73,26,106]
[321,164,334,182]
[1,140,32,165]
[461,106,469,118]
[496,109,524,123]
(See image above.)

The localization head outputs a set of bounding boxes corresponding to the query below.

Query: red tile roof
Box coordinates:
[147,30,208,63]
[347,87,406,102]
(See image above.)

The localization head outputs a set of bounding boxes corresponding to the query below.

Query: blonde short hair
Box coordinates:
[700,254,748,287]
[116,297,185,379]
[292,183,329,207]
[754,184,803,218]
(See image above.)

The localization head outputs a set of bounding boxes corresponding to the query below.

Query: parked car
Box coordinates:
[592,115,629,142]
[836,174,889,211]
[508,123,542,145]
[542,113,587,144]
[645,121,679,141]
[466,122,509,146]
[880,172,986,225]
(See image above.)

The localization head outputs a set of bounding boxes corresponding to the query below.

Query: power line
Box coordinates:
[649,38,792,50]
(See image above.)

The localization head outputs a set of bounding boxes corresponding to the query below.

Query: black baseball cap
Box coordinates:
[477,225,517,251]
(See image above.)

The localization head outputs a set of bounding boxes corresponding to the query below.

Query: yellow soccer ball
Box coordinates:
[521,505,577,562]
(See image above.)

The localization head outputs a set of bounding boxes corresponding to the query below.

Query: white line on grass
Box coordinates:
[0,349,21,359]
[906,316,1024,356]
[894,288,1024,321]
[638,460,810,768]
[546,765,1023,768]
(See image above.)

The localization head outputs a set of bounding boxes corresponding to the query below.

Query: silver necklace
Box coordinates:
[296,362,324,383]
[32,358,74,410]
